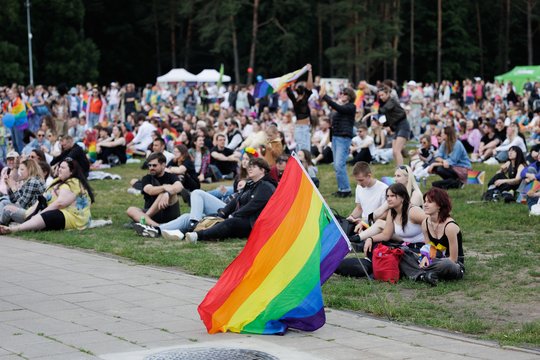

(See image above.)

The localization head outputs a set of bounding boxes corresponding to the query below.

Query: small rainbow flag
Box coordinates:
[82,93,89,112]
[467,170,485,185]
[11,98,28,128]
[198,157,350,335]
[253,65,310,99]
[381,176,395,186]
[517,180,540,203]
[354,89,365,110]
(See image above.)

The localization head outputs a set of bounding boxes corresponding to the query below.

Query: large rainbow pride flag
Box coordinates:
[198,157,351,335]
[253,65,310,99]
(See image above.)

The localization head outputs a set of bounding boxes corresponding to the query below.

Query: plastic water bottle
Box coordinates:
[140,216,146,225]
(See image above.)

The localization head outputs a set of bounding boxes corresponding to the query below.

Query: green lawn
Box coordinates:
[17,161,540,349]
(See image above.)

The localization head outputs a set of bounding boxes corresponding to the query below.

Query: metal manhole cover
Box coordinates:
[144,347,279,360]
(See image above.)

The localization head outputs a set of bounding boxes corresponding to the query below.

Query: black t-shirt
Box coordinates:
[210,146,236,174]
[141,172,179,209]
[494,128,507,143]
[480,133,495,144]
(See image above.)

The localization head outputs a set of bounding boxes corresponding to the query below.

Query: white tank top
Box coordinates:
[394,218,424,244]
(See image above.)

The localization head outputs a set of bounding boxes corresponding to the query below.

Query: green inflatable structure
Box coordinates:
[495,66,540,95]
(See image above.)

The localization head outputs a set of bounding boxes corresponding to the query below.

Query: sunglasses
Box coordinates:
[148,163,159,168]
[38,134,45,137]
[398,165,409,173]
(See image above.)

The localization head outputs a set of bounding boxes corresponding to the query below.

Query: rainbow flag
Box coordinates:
[467,170,485,185]
[253,65,310,99]
[198,157,350,335]
[354,89,365,110]
[517,180,540,203]
[82,92,89,112]
[11,98,28,128]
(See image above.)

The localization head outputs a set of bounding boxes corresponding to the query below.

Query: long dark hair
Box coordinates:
[51,158,95,203]
[509,145,527,168]
[387,183,410,229]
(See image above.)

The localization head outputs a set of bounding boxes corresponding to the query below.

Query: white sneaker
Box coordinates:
[483,157,499,165]
[185,232,198,243]
[161,229,185,241]
[127,187,141,195]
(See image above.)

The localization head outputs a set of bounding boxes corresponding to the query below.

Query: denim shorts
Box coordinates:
[394,119,411,139]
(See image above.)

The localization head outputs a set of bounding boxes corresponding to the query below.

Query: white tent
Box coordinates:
[195,69,231,83]
[156,68,198,83]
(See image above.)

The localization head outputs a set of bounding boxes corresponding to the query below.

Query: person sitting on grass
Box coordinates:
[346,162,388,236]
[133,149,260,239]
[399,187,465,286]
[0,159,46,225]
[357,164,423,243]
[427,126,471,189]
[484,146,528,201]
[126,152,182,228]
[181,158,276,243]
[0,158,94,234]
[336,183,426,279]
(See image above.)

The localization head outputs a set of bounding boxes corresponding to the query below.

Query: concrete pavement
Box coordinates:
[1,236,538,360]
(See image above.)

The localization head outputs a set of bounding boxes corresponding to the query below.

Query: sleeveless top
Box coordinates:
[425,219,464,264]
[393,207,424,244]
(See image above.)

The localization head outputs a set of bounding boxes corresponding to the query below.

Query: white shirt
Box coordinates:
[355,180,388,221]
[351,135,376,154]
[132,121,157,151]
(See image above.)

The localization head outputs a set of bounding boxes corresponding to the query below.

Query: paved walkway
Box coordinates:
[1,237,538,360]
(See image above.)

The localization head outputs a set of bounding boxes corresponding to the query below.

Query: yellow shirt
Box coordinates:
[44,178,92,230]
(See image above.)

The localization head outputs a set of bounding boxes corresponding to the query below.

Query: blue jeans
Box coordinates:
[332,136,352,192]
[88,113,100,129]
[208,186,234,200]
[159,190,226,232]
[294,124,311,152]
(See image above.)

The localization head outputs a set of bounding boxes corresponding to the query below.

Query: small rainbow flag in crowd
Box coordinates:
[82,92,89,112]
[11,98,28,128]
[84,129,97,162]
[467,170,485,185]
[517,180,540,203]
[381,176,395,186]
[253,65,310,99]
[198,157,350,335]
[355,89,365,110]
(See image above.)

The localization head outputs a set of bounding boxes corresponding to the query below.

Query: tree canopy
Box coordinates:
[1,0,539,85]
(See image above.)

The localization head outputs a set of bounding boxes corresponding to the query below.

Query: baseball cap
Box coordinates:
[407,80,417,87]
[6,150,19,159]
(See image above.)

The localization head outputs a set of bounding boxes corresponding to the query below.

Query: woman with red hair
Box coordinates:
[401,187,465,286]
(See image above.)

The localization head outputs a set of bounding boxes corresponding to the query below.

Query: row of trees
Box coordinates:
[1,0,539,86]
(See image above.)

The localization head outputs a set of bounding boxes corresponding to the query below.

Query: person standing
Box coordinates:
[5,88,29,153]
[286,63,313,152]
[365,85,410,166]
[319,86,356,197]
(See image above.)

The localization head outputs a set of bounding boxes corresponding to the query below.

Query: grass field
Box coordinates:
[16,160,540,349]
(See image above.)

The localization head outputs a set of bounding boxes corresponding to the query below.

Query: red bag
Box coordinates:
[372,244,404,284]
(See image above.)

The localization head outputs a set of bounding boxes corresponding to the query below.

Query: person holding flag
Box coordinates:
[286,63,313,152]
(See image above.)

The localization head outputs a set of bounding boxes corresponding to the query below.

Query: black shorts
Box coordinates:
[41,210,66,230]
[151,202,181,224]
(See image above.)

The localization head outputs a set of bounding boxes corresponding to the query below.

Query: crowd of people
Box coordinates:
[1,68,539,285]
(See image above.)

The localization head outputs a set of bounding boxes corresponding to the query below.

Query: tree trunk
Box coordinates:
[437,0,442,84]
[230,15,240,84]
[317,5,324,76]
[153,0,162,76]
[526,0,533,65]
[392,0,400,81]
[247,0,260,85]
[476,0,484,77]
[410,0,414,80]
[329,0,335,76]
[170,0,176,68]
[184,17,192,69]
